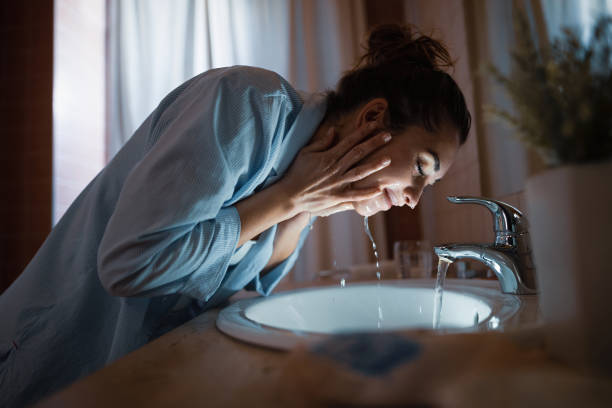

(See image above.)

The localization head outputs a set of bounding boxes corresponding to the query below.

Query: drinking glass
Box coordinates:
[394,240,433,278]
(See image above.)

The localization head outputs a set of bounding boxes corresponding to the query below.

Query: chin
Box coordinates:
[355,207,378,217]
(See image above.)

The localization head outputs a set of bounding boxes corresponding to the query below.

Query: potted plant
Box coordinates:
[489,13,612,374]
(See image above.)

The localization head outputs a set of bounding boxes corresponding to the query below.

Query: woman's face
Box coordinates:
[350,122,460,216]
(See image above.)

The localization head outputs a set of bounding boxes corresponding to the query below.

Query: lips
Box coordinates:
[383,189,394,208]
[384,188,402,207]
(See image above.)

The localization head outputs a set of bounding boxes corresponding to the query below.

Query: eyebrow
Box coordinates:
[427,149,440,172]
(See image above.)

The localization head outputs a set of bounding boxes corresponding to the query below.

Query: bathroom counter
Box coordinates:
[36,302,297,407]
[36,282,612,408]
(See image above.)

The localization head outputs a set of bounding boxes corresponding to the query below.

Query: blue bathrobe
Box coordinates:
[0,66,326,407]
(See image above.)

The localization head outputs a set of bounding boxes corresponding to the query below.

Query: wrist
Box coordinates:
[273,179,301,218]
[236,178,300,247]
[286,211,311,231]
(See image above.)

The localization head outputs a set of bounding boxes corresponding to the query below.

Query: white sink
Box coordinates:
[217,279,523,350]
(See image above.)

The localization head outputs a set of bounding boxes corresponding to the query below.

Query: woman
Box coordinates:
[0,24,470,406]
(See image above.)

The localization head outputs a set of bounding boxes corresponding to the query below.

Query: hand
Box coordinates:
[278,122,392,217]
[234,122,391,248]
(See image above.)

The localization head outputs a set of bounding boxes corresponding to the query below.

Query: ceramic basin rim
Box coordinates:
[216,279,523,350]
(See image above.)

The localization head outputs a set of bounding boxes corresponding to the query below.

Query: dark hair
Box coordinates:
[326,24,471,144]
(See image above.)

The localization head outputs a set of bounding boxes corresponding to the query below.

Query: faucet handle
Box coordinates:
[447,196,528,247]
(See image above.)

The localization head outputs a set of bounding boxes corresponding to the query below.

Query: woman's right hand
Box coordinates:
[278,122,392,218]
[234,121,391,248]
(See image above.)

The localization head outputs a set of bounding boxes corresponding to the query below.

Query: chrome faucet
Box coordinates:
[434,196,537,295]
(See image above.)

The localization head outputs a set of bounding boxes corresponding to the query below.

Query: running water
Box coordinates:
[363,216,382,280]
[432,258,452,329]
[364,216,384,328]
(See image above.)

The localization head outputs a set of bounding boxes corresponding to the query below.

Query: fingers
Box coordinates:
[329,122,379,157]
[337,185,383,202]
[301,127,336,153]
[313,202,354,217]
[332,131,392,176]
[339,156,391,184]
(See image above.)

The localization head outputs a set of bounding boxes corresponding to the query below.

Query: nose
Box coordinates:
[404,180,426,209]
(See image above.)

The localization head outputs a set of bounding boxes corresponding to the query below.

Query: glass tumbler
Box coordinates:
[394,240,433,278]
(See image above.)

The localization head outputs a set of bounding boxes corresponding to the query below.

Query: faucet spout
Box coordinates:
[434,244,537,295]
[433,196,538,295]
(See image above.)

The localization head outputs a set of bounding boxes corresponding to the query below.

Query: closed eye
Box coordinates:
[416,160,425,177]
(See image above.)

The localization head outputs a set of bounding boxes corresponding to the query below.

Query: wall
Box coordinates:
[0,2,54,293]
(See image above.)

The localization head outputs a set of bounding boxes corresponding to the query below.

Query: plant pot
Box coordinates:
[525,159,612,374]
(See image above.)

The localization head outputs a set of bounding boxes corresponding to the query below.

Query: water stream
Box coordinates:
[363,216,382,280]
[361,217,455,331]
[363,216,384,328]
[432,258,452,329]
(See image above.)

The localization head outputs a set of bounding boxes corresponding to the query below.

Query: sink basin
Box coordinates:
[217,279,523,350]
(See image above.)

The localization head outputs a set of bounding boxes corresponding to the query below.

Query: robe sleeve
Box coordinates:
[97,68,297,300]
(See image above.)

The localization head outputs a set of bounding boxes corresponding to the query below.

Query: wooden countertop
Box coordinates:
[36,282,612,408]
[38,307,290,407]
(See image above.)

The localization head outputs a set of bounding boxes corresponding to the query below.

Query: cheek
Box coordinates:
[353,164,411,193]
[351,145,402,188]
[352,164,397,189]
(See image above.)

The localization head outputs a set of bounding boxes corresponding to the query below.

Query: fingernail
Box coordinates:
[383,133,392,142]
[327,127,334,136]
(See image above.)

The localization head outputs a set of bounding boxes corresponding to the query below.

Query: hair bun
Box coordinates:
[363,24,453,71]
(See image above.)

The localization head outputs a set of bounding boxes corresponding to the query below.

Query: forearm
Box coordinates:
[235,122,390,258]
[234,180,298,248]
[263,211,310,271]
[235,180,310,274]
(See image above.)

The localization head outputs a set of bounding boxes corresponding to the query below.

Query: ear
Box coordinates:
[356,98,388,128]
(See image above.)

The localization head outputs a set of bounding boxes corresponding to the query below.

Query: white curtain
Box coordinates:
[107,0,389,283]
[541,0,612,40]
